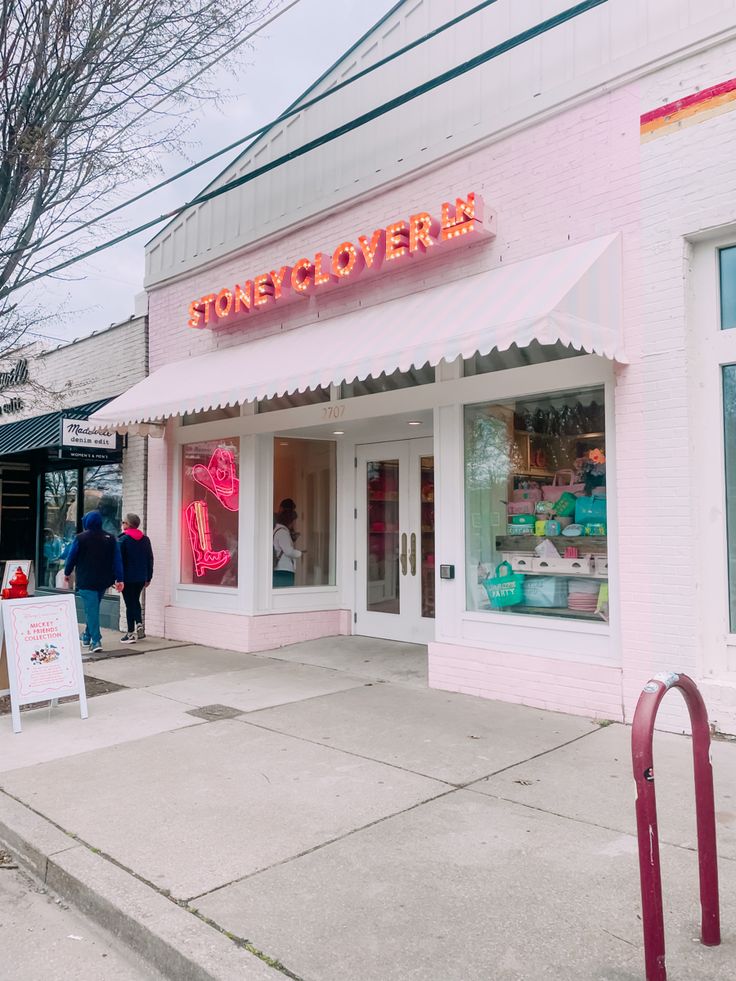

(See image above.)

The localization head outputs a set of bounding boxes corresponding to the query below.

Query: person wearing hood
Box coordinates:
[64,511,124,653]
[117,513,154,644]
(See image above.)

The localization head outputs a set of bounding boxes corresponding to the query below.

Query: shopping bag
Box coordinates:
[483,561,525,608]
[553,491,578,517]
[542,470,585,502]
[575,496,607,525]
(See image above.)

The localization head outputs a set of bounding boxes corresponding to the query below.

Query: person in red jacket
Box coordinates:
[117,513,154,643]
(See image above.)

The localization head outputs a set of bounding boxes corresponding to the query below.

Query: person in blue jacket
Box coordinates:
[117,513,154,644]
[63,511,123,653]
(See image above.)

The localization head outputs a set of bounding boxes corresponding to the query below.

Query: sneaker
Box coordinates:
[88,642,103,654]
[81,634,90,646]
[119,633,137,644]
[135,623,145,640]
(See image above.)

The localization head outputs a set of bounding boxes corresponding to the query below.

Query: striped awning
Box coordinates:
[0,399,113,456]
[92,234,625,428]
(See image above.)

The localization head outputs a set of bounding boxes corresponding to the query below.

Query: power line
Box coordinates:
[11,0,608,293]
[29,0,501,257]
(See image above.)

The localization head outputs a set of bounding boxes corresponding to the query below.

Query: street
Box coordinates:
[0,853,162,981]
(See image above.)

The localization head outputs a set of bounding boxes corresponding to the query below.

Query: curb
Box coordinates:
[0,792,276,981]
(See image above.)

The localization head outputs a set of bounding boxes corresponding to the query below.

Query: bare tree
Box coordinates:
[0,0,279,365]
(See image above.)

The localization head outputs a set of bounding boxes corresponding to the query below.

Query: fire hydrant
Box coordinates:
[2,566,29,600]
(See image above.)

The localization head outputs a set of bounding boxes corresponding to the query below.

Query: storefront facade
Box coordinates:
[0,315,148,627]
[95,1,736,732]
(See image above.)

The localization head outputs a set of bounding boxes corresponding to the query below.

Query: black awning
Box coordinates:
[0,398,113,456]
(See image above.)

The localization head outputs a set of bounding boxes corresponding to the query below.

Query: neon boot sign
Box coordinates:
[184,501,231,577]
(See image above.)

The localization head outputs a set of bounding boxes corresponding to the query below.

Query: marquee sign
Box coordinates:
[187,191,494,330]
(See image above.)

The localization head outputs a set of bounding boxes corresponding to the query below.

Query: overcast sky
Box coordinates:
[33,0,398,345]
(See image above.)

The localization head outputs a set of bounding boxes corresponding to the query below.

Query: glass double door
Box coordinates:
[355,438,435,644]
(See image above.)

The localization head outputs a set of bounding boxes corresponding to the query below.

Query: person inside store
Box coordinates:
[117,513,154,644]
[273,497,298,538]
[273,506,304,588]
[63,510,123,654]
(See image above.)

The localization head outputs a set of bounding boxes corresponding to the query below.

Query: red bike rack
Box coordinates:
[631,672,720,981]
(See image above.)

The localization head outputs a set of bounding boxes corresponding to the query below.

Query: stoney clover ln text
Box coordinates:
[187,192,494,329]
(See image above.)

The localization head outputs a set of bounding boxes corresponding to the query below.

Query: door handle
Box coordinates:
[400,532,408,576]
[409,532,417,576]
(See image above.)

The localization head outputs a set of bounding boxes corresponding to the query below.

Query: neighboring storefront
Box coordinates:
[93,2,736,733]
[0,314,148,627]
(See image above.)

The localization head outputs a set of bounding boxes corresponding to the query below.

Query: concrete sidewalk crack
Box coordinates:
[185,785,458,903]
[234,713,460,786]
[459,723,606,789]
[236,711,605,793]
[464,788,736,863]
[184,909,307,981]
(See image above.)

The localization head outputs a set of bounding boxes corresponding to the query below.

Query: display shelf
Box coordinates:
[495,535,607,554]
[505,569,608,579]
[511,605,606,620]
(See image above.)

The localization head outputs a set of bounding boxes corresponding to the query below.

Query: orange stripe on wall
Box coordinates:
[641,85,736,138]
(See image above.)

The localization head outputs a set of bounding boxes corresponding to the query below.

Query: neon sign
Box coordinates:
[187,191,494,329]
[192,448,239,511]
[184,501,231,577]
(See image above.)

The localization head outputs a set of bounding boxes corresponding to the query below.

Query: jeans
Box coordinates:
[78,588,106,646]
[123,582,145,632]
[272,570,295,588]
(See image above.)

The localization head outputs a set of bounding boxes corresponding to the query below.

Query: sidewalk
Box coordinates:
[0,635,734,980]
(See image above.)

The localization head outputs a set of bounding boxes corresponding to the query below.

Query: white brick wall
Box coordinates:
[2,315,148,418]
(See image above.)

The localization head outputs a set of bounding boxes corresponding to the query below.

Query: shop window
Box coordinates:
[464,386,608,622]
[723,367,736,627]
[719,246,736,330]
[40,470,79,589]
[84,464,123,536]
[181,439,240,586]
[341,363,435,399]
[273,437,336,588]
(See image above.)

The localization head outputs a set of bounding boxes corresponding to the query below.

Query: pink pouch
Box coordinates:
[542,470,585,501]
[512,487,542,504]
[507,501,534,516]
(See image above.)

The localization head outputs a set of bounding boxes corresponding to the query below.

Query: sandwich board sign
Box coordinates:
[1,594,88,733]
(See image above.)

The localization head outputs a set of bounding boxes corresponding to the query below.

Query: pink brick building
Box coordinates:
[95,1,736,733]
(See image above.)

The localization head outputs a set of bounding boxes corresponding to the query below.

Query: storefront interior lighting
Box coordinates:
[408,420,423,426]
[332,430,345,435]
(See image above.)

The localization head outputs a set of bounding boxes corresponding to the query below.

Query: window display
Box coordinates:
[181,440,240,586]
[465,387,608,622]
[273,437,336,587]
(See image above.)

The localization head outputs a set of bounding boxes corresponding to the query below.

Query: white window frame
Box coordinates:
[690,234,736,677]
